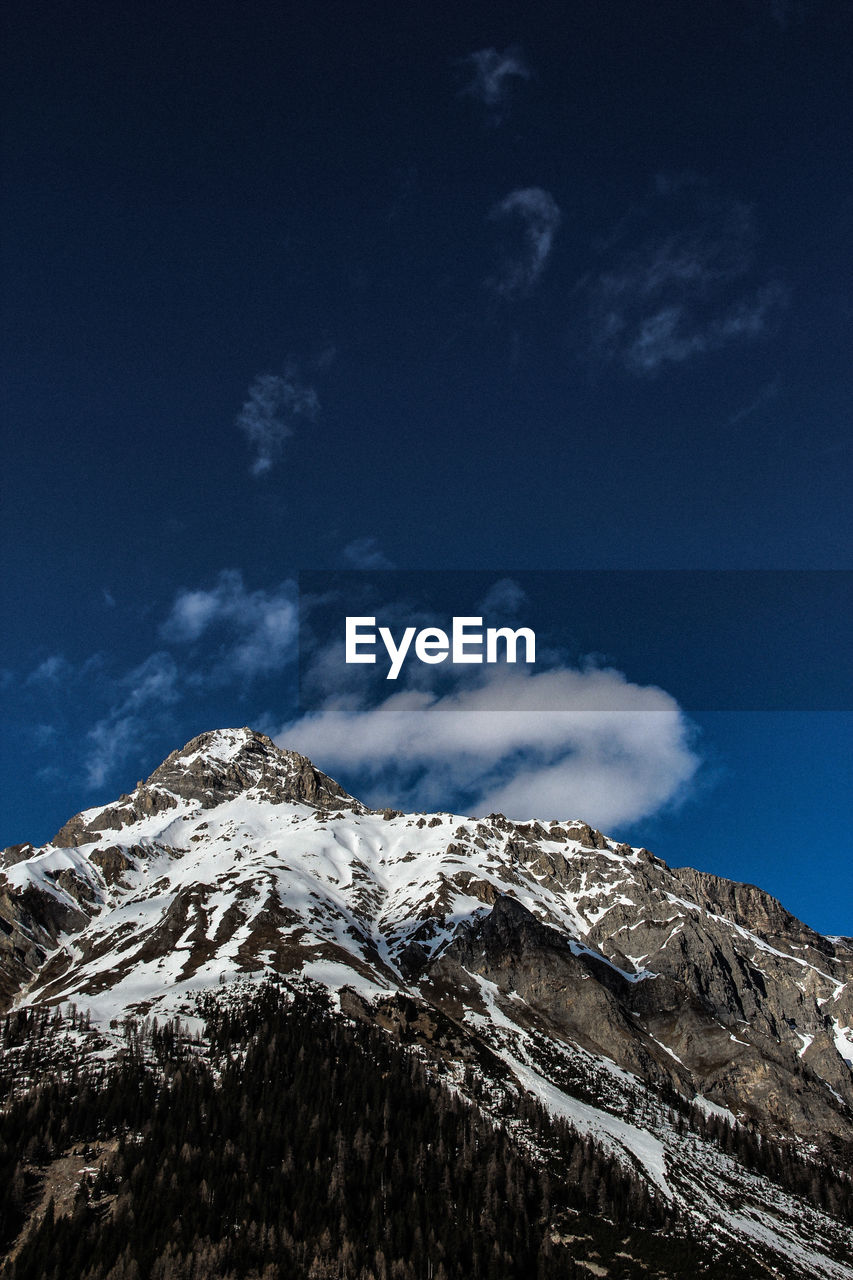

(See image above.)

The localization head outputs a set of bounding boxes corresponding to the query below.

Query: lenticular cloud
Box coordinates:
[277,665,699,828]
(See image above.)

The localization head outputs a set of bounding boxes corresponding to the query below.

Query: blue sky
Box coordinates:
[2,0,851,933]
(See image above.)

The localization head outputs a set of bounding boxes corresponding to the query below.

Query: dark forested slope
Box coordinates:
[1,983,775,1280]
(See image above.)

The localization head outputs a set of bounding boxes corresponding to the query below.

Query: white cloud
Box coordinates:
[236,362,319,476]
[277,664,699,828]
[342,536,395,570]
[461,46,531,115]
[488,188,561,296]
[20,572,298,793]
[585,180,786,374]
[161,569,298,678]
[164,588,223,643]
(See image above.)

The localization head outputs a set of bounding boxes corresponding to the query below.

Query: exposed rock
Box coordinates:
[428,896,689,1090]
[52,729,358,848]
[88,845,138,887]
[4,726,852,1172]
[0,843,37,869]
[0,881,89,1010]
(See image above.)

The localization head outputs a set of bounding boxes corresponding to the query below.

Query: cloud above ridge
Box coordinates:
[85,652,179,788]
[277,664,699,828]
[63,573,300,791]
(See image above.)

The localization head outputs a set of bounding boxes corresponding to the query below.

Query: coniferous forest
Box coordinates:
[0,984,844,1280]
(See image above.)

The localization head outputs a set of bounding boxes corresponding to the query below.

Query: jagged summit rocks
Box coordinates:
[2,728,853,1274]
[52,729,356,849]
[146,728,355,811]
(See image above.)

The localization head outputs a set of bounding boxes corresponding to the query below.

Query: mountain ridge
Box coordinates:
[3,727,851,1126]
[2,727,852,1276]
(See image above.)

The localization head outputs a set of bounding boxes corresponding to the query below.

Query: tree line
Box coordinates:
[0,984,841,1279]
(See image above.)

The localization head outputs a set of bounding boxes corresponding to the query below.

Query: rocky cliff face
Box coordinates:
[2,727,852,1275]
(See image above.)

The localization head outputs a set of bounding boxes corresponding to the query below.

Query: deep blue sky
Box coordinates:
[2,0,851,933]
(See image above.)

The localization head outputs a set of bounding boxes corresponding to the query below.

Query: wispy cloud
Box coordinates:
[85,653,179,788]
[26,655,72,685]
[236,361,319,476]
[488,188,561,297]
[31,723,59,747]
[161,569,298,679]
[477,578,527,616]
[342,537,395,571]
[460,45,531,118]
[82,574,297,788]
[623,284,785,374]
[20,572,300,794]
[583,179,786,374]
[278,664,699,828]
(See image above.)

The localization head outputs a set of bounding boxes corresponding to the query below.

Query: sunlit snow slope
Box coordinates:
[2,728,852,1277]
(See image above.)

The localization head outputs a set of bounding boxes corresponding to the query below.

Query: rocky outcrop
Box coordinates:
[53,729,358,847]
[146,729,355,811]
[424,894,853,1149]
[427,895,688,1088]
[0,882,89,1010]
[4,727,852,1169]
[0,843,37,869]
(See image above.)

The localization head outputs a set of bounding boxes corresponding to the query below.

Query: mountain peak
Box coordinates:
[159,726,263,766]
[147,726,356,809]
[52,727,358,847]
[4,718,853,1241]
[148,726,283,787]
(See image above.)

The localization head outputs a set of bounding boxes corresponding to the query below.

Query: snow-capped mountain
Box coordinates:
[3,728,852,1277]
